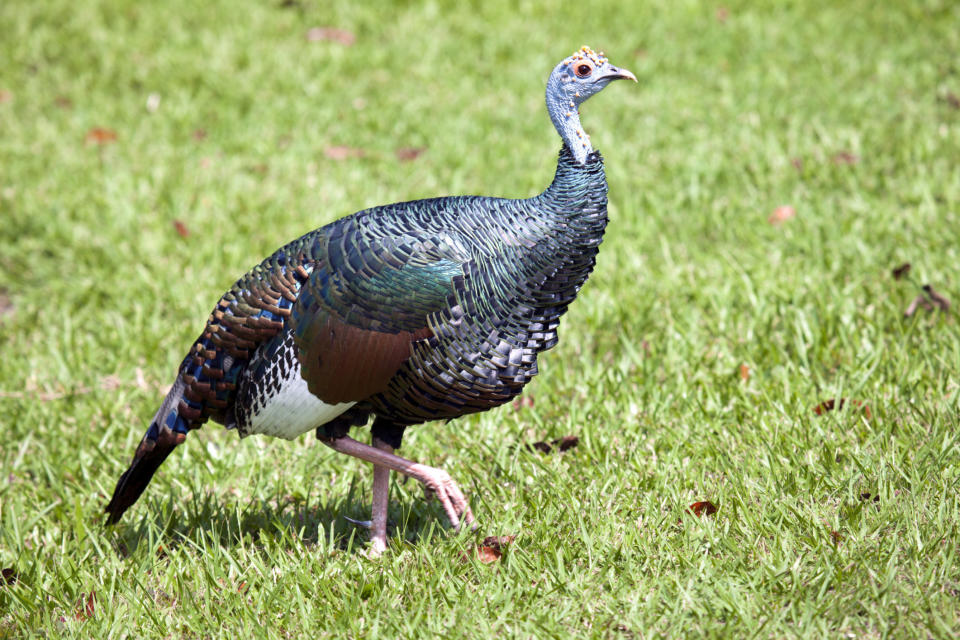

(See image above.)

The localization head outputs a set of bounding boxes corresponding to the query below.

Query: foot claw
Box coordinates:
[419,468,475,532]
[344,516,373,529]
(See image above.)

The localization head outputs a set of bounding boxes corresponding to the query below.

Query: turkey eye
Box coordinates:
[575,64,592,78]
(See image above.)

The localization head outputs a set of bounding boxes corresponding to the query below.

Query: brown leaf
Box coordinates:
[528,435,579,453]
[829,530,843,544]
[687,501,718,517]
[237,581,249,593]
[85,127,117,145]
[944,92,960,110]
[395,147,426,162]
[767,205,795,226]
[922,284,950,312]
[475,546,501,563]
[892,262,911,280]
[463,535,515,564]
[54,95,73,109]
[832,151,859,166]
[1,568,17,585]
[481,535,516,551]
[324,145,364,160]
[0,90,10,104]
[790,157,804,171]
[715,6,729,22]
[813,398,872,420]
[74,591,96,621]
[306,27,355,45]
[192,129,207,141]
[739,364,750,381]
[172,220,189,238]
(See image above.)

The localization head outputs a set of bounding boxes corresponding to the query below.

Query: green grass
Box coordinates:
[2,0,959,637]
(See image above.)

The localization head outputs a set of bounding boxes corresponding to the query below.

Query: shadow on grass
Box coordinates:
[107,481,451,557]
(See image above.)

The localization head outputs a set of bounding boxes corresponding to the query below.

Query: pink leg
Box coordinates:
[369,436,393,556]
[320,435,476,533]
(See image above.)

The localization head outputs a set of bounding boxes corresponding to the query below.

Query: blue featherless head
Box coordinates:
[546,46,636,164]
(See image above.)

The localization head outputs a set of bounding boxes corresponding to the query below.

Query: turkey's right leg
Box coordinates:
[320,435,476,533]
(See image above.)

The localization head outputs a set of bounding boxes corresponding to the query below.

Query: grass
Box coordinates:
[1,0,959,636]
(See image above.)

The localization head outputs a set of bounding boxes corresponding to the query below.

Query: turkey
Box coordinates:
[106,46,636,554]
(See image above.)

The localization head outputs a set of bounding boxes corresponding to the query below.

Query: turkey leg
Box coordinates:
[369,435,393,555]
[320,435,476,541]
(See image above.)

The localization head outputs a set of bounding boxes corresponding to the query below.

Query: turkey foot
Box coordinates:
[320,435,477,536]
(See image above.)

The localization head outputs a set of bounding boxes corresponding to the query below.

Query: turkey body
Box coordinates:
[104,146,608,523]
[226,146,607,437]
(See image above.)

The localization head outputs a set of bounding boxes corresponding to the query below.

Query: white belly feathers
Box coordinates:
[238,331,355,440]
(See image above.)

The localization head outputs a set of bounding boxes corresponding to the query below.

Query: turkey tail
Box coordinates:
[105,377,189,525]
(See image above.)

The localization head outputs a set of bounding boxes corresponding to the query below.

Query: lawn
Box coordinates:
[1,0,959,637]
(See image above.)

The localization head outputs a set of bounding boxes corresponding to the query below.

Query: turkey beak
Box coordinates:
[602,66,638,83]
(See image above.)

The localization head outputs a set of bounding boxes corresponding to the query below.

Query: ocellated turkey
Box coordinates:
[106,46,636,554]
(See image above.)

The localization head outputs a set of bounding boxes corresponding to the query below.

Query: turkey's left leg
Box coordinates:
[320,435,476,532]
[369,436,393,555]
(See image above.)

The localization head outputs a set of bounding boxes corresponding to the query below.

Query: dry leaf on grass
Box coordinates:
[85,127,117,145]
[942,92,960,110]
[462,535,516,564]
[687,501,718,517]
[922,285,950,311]
[767,205,795,226]
[832,151,859,165]
[528,435,579,453]
[54,96,73,109]
[738,364,750,381]
[892,262,911,280]
[904,285,950,317]
[74,591,96,621]
[306,27,355,45]
[324,145,364,160]
[829,530,843,544]
[395,147,426,162]
[173,220,190,238]
[813,398,872,419]
[0,90,11,103]
[2,568,17,586]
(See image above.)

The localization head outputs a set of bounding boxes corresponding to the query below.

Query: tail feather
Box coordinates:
[105,377,189,524]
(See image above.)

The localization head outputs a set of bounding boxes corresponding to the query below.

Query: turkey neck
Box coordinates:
[515,144,609,311]
[534,144,609,245]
